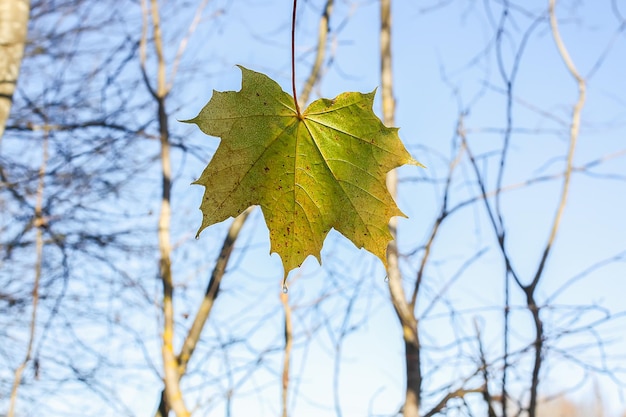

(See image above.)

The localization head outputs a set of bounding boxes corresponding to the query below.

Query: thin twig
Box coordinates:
[168,0,212,91]
[299,0,334,107]
[521,3,586,415]
[7,130,47,417]
[535,0,586,293]
[280,283,293,417]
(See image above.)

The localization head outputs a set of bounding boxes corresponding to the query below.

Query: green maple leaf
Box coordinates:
[187,66,422,277]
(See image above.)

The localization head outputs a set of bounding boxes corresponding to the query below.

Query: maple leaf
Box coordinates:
[186,66,422,277]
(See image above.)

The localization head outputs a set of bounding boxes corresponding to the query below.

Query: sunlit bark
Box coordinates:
[380,1,421,416]
[0,0,30,140]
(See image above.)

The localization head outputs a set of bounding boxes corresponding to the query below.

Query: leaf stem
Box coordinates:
[291,0,302,118]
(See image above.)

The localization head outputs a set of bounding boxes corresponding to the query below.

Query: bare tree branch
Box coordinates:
[381,1,421,416]
[7,129,47,417]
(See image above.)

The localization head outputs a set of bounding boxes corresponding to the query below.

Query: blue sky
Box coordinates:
[150,0,626,416]
[4,0,626,416]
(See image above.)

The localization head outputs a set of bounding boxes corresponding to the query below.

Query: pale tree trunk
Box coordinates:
[138,0,247,415]
[0,0,30,140]
[7,129,47,417]
[140,0,189,415]
[380,1,421,416]
[154,207,251,417]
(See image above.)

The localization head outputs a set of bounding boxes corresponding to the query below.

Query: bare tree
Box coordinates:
[381,1,422,416]
[379,1,626,416]
[2,1,625,417]
[139,0,190,414]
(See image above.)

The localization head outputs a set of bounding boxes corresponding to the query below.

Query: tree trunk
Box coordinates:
[380,0,422,416]
[404,335,421,417]
[0,0,30,140]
